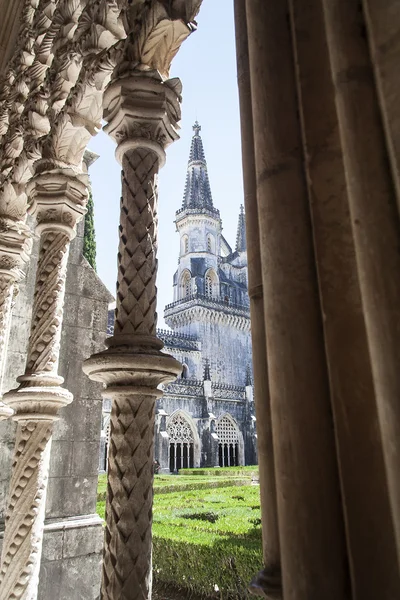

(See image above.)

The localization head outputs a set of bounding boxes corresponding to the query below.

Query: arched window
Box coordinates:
[216,416,240,467]
[182,235,189,254]
[205,274,213,297]
[167,413,195,472]
[180,270,191,298]
[204,269,218,298]
[207,234,214,253]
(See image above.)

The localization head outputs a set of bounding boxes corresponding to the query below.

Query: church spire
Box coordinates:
[182,121,214,211]
[235,205,247,252]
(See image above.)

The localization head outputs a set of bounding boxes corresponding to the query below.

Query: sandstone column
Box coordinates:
[245,1,349,598]
[83,72,182,600]
[234,1,281,597]
[0,167,87,600]
[289,0,400,594]
[322,0,400,564]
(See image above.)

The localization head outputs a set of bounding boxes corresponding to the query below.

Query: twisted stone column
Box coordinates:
[0,169,87,600]
[83,73,182,600]
[234,1,281,597]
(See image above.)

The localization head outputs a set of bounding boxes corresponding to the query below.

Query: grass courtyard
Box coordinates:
[97,467,262,599]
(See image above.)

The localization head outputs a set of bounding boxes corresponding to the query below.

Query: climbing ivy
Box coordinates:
[83,188,97,271]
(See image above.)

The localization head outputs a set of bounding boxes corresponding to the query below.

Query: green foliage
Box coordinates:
[153,484,262,598]
[179,467,258,477]
[83,188,97,270]
[96,472,263,598]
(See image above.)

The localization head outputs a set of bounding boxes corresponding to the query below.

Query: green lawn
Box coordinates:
[97,468,262,598]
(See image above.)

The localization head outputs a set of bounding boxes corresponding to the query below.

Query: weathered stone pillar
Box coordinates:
[289,0,400,594]
[233,1,281,597]
[245,2,349,599]
[322,0,400,565]
[83,72,182,600]
[0,168,87,600]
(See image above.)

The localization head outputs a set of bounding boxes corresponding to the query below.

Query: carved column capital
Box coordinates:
[27,167,88,239]
[0,215,32,283]
[103,71,182,164]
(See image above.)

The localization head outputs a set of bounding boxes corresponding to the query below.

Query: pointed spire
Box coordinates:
[182,121,214,210]
[246,363,253,386]
[235,205,247,252]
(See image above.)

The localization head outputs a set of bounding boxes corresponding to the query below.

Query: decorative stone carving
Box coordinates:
[83,67,193,600]
[0,167,87,600]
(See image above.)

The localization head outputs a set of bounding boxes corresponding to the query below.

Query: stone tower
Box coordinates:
[157,123,256,470]
[164,122,252,387]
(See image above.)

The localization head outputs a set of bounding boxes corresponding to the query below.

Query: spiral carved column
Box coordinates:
[83,72,182,600]
[0,168,87,600]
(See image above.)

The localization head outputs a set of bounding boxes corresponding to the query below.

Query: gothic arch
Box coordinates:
[205,268,219,297]
[182,234,189,255]
[179,269,192,299]
[216,414,244,467]
[167,410,200,471]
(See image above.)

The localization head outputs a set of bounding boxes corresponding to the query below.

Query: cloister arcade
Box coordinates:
[0,1,400,600]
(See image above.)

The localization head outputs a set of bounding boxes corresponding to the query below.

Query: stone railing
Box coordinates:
[213,382,247,401]
[165,293,250,316]
[163,378,204,397]
[162,378,248,401]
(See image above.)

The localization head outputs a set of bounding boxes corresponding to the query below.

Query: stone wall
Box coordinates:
[0,217,112,599]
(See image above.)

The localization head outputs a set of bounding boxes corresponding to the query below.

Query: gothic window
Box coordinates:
[205,274,213,297]
[180,270,191,299]
[182,235,189,254]
[167,413,195,472]
[207,234,214,253]
[205,269,218,298]
[216,416,240,467]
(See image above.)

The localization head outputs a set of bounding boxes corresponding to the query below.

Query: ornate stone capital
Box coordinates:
[103,71,182,164]
[27,167,88,238]
[0,215,32,283]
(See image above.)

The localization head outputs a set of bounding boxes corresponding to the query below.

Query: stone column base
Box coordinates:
[248,566,282,599]
[0,514,103,600]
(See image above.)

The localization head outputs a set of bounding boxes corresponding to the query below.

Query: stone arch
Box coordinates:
[167,410,200,471]
[205,268,219,297]
[179,269,192,299]
[182,234,189,255]
[216,414,244,467]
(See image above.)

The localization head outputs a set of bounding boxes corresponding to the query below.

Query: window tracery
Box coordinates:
[168,413,195,471]
[216,416,240,467]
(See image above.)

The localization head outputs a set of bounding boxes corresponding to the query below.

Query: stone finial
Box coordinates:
[246,363,253,386]
[236,204,247,253]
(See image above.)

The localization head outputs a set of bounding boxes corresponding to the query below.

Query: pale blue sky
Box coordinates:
[88,0,244,328]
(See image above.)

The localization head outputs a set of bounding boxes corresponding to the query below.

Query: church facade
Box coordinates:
[103,123,257,472]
